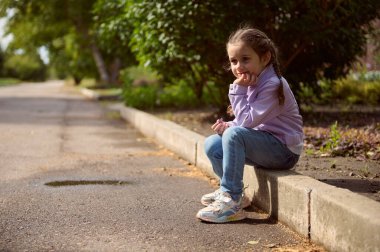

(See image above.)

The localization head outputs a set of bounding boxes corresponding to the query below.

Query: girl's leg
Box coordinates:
[221,126,299,201]
[204,134,223,179]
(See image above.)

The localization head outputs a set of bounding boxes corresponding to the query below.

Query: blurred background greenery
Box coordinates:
[0,0,379,111]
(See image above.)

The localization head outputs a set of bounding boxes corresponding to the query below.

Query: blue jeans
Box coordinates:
[204,126,300,201]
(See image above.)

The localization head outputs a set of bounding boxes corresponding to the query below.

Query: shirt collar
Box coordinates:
[256,64,275,86]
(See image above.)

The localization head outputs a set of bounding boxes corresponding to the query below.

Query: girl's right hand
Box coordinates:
[234,72,257,86]
[211,118,229,135]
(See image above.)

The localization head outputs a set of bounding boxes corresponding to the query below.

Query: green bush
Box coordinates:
[4,53,46,81]
[158,80,198,108]
[121,66,160,109]
[0,78,21,87]
[333,75,380,105]
[123,85,159,109]
[121,66,218,109]
[352,70,380,82]
[120,66,159,86]
[297,82,324,105]
[298,71,380,106]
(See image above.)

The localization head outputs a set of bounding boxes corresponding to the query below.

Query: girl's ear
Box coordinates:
[262,51,271,65]
[223,60,231,71]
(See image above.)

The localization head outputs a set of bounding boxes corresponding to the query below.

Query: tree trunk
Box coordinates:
[109,57,121,85]
[90,43,110,84]
[72,13,111,86]
[73,75,82,85]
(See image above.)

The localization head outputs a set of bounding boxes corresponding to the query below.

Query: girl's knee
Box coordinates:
[223,126,245,141]
[204,134,222,155]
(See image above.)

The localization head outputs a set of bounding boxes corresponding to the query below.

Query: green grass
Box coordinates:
[65,78,122,98]
[92,88,122,96]
[78,78,98,89]
[0,78,21,87]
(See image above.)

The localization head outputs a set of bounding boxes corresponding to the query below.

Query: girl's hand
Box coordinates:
[233,72,257,86]
[211,118,230,135]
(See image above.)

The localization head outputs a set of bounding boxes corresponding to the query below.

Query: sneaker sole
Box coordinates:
[196,210,247,223]
[201,196,251,208]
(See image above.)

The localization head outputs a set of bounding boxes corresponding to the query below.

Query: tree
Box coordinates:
[0,0,134,85]
[121,0,380,108]
[264,0,380,96]
[126,1,244,107]
[49,32,98,83]
[92,0,137,84]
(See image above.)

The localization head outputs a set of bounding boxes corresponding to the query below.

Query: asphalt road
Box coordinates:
[0,81,311,251]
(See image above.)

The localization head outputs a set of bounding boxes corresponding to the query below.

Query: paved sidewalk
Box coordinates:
[0,81,319,251]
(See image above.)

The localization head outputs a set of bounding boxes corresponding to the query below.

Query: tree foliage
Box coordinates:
[126,1,253,106]
[0,0,95,82]
[268,0,380,94]
[92,0,137,84]
[1,0,379,107]
[0,0,136,84]
[120,0,380,107]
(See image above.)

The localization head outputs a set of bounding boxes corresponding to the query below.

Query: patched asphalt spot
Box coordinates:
[44,180,130,187]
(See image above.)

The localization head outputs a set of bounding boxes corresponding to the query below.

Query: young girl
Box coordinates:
[196,27,303,223]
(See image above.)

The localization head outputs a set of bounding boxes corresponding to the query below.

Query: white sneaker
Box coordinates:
[201,188,251,208]
[200,188,222,206]
[196,192,247,223]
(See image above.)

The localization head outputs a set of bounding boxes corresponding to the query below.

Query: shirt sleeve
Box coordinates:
[228,81,282,128]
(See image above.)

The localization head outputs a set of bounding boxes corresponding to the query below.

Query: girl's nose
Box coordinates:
[236,61,244,70]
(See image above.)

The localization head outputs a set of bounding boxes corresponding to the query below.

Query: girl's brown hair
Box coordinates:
[227,27,285,106]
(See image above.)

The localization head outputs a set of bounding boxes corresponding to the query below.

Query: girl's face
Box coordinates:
[227,42,270,79]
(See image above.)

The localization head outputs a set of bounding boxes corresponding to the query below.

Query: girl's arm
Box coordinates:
[228,79,282,128]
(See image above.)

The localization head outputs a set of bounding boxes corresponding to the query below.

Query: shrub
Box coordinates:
[333,75,380,105]
[123,0,380,110]
[122,85,159,109]
[158,80,198,108]
[4,53,46,81]
[120,66,160,109]
[0,78,20,87]
[298,71,380,106]
[120,66,218,109]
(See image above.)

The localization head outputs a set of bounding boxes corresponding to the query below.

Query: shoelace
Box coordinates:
[212,185,249,210]
[210,196,229,212]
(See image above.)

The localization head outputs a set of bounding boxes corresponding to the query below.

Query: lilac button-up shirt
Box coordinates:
[228,64,304,154]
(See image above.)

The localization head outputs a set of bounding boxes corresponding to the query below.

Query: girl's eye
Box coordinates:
[230,59,237,65]
[242,57,250,62]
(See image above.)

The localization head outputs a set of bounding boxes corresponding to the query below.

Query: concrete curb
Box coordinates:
[80,88,100,100]
[109,103,380,252]
[80,88,121,101]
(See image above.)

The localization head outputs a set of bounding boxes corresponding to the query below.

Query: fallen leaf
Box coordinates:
[264,243,277,248]
[367,151,375,157]
[248,240,259,245]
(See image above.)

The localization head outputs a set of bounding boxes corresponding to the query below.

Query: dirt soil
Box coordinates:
[151,106,380,203]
